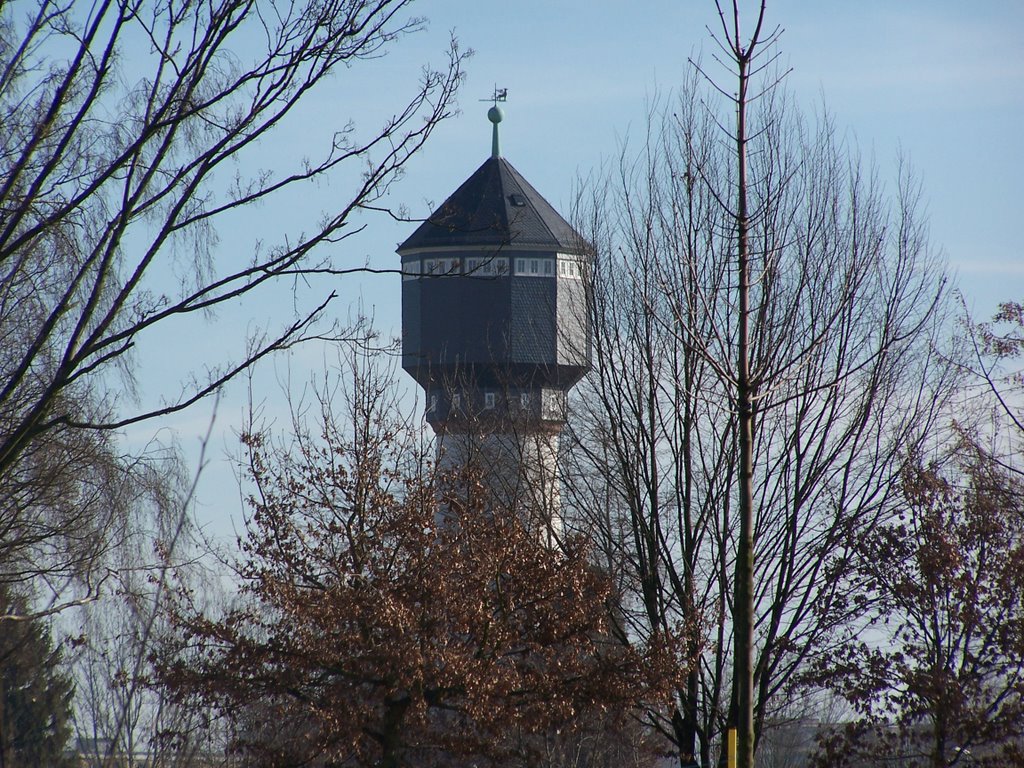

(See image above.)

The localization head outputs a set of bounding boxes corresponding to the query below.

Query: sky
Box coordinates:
[133,0,1024,539]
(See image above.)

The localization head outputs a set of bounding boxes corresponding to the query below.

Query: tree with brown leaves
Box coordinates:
[157,351,685,767]
[809,442,1024,767]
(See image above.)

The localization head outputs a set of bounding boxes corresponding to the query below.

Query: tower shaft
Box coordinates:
[398,112,592,524]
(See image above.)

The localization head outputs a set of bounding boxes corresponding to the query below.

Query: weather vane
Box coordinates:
[481,87,507,158]
[480,86,508,105]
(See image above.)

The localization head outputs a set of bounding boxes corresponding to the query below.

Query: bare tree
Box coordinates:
[66,450,226,768]
[967,301,1024,474]
[564,6,956,765]
[0,0,463,607]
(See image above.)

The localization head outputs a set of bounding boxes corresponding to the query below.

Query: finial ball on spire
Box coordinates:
[488,105,504,124]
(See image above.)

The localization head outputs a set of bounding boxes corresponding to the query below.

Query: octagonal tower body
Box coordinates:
[399,127,592,530]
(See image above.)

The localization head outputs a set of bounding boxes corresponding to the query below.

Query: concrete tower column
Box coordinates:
[435,426,562,542]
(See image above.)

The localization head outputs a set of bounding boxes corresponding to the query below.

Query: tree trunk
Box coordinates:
[733,32,757,768]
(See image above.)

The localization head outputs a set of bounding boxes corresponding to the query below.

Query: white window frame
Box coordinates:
[465,257,508,277]
[557,255,584,280]
[542,389,565,420]
[515,257,554,278]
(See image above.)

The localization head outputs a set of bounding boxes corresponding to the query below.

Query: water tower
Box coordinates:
[398,104,592,534]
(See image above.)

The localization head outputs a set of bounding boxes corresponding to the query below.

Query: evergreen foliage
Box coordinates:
[0,588,75,767]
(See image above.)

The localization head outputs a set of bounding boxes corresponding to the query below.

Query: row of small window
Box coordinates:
[426,391,568,421]
[428,391,518,412]
[402,256,585,281]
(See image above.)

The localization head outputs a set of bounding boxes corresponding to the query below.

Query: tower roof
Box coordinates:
[397,156,585,253]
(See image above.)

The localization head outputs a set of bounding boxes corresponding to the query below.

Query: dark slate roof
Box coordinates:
[398,157,585,253]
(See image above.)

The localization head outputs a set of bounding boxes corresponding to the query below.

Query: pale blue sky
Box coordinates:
[402,0,1021,297]
[132,1,1024,534]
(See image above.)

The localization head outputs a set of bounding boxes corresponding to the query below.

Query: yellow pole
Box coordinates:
[727,727,737,768]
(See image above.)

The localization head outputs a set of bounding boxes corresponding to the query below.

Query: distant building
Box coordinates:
[398,105,592,535]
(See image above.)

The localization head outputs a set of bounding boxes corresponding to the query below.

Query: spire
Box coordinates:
[484,86,507,158]
[488,104,503,158]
